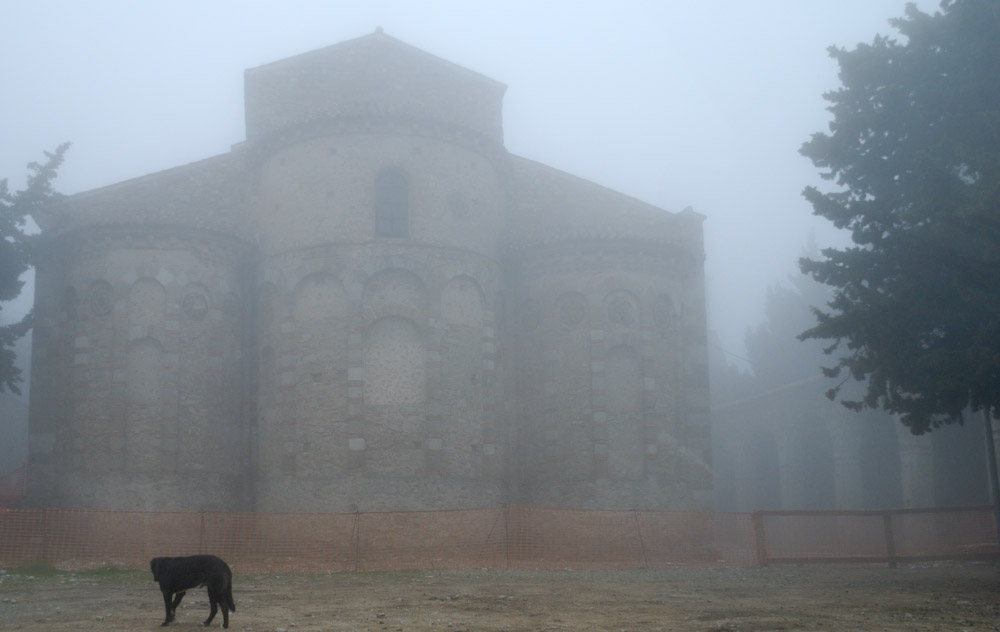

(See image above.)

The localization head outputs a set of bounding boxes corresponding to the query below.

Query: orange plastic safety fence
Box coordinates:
[753,506,999,565]
[0,505,994,572]
[0,467,25,509]
[502,507,757,569]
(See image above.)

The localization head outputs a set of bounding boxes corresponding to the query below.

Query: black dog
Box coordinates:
[150,554,236,628]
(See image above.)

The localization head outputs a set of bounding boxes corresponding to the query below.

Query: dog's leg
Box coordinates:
[169,590,186,621]
[161,590,176,626]
[204,587,219,627]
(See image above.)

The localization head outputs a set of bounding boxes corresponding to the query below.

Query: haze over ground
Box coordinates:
[1,0,939,368]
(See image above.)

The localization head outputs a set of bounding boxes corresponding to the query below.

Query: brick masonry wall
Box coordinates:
[27,227,252,510]
[509,240,711,509]
[249,123,509,512]
[26,35,710,513]
[254,241,507,512]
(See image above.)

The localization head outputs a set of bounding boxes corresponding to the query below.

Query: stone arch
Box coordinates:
[362,267,427,326]
[549,290,592,479]
[604,289,640,331]
[440,275,488,477]
[293,272,347,325]
[605,344,643,479]
[441,274,485,328]
[88,279,114,317]
[181,282,211,321]
[125,337,164,472]
[128,277,166,342]
[364,316,426,406]
[126,337,163,406]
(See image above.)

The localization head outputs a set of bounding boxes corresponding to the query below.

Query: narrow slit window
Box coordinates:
[375,169,409,238]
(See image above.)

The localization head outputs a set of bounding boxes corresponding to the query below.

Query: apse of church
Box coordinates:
[25,30,711,512]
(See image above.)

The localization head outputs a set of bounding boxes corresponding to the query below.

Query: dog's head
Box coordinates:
[150,557,163,582]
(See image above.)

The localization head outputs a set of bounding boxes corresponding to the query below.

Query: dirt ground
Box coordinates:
[1,563,998,631]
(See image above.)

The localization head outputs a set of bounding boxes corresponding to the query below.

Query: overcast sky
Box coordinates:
[2,0,939,368]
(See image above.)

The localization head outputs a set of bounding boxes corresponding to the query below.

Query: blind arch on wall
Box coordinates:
[605,344,644,480]
[364,316,426,406]
[125,337,164,473]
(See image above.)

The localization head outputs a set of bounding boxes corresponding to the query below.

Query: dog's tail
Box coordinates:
[226,582,236,612]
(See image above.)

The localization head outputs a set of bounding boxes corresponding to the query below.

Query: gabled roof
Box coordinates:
[37,152,249,237]
[244,28,508,144]
[506,155,705,258]
[249,28,505,90]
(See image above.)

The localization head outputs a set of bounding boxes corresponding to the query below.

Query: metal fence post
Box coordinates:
[752,512,768,566]
[199,511,206,554]
[503,504,511,570]
[351,511,361,573]
[983,409,1000,551]
[632,510,649,569]
[882,512,897,569]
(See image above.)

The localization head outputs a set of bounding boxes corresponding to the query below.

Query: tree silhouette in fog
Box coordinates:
[800,0,1000,434]
[0,143,69,394]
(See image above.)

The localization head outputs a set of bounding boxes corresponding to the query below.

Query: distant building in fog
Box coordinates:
[26,30,710,512]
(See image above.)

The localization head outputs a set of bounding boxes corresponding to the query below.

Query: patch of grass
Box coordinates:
[0,564,148,588]
[75,566,148,583]
[245,568,428,587]
[1,562,65,579]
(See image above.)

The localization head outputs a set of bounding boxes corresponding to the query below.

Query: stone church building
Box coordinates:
[26,30,711,513]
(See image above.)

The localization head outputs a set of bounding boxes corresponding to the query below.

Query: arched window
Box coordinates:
[375,169,408,238]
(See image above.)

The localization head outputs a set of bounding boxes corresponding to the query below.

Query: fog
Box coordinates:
[7,1,977,510]
[2,0,940,362]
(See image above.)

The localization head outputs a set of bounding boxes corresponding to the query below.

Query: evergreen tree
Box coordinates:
[799,1,1000,434]
[0,143,70,394]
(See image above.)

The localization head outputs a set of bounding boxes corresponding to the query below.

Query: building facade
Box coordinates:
[26,31,710,512]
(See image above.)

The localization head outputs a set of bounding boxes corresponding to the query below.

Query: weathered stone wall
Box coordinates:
[509,239,711,509]
[254,244,507,511]
[26,32,710,513]
[250,120,509,512]
[251,131,506,257]
[27,227,251,510]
